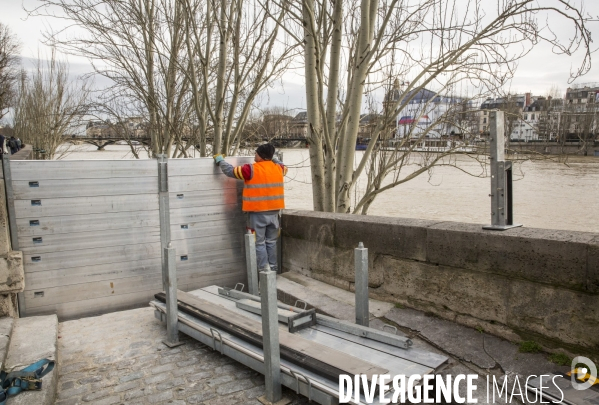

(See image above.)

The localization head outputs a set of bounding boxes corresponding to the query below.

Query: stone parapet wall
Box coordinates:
[281,209,599,355]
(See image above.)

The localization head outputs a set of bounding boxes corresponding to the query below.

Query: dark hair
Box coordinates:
[256,143,275,160]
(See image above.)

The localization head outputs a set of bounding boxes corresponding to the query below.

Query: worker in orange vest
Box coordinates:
[214,144,287,273]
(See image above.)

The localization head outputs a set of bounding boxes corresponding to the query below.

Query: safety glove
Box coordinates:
[213,154,225,165]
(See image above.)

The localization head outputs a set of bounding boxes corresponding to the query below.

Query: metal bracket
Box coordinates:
[287,309,316,333]
[289,369,312,402]
[294,300,307,310]
[234,283,245,292]
[210,328,224,354]
[382,324,397,334]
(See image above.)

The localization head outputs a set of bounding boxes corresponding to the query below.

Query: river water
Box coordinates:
[55,144,599,233]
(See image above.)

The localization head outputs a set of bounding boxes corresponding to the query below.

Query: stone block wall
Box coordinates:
[281,209,599,355]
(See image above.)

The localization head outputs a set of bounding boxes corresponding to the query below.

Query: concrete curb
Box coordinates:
[5,315,58,405]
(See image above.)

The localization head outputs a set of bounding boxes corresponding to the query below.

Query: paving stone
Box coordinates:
[147,389,173,403]
[145,372,173,384]
[187,390,217,404]
[119,371,144,383]
[87,394,121,405]
[244,384,265,399]
[151,362,176,374]
[123,388,147,400]
[205,374,235,388]
[77,375,103,385]
[81,389,111,402]
[216,378,255,395]
[113,380,140,393]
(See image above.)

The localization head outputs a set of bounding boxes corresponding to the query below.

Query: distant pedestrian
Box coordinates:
[0,135,5,154]
[8,137,17,155]
[15,137,21,151]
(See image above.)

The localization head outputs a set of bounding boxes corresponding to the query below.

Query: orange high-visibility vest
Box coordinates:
[242,161,285,212]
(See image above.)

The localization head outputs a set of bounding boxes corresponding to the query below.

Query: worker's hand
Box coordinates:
[213,154,225,165]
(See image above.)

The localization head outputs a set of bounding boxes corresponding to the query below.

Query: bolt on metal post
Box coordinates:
[355,242,369,327]
[260,265,282,403]
[245,230,259,295]
[163,243,184,348]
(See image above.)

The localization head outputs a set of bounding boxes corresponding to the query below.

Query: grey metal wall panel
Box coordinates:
[167,157,252,177]
[24,258,162,289]
[10,160,157,180]
[16,210,160,236]
[169,206,245,226]
[170,218,245,241]
[19,226,161,252]
[168,189,243,210]
[23,241,162,272]
[24,273,244,320]
[11,157,251,320]
[167,176,240,193]
[13,177,157,199]
[13,194,158,218]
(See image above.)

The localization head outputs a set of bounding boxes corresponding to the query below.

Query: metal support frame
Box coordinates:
[1,154,25,316]
[483,110,522,231]
[260,267,282,403]
[152,307,337,405]
[157,154,171,290]
[163,243,184,347]
[245,230,259,295]
[354,242,369,327]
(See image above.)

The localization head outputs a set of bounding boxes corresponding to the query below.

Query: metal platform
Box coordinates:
[151,285,448,405]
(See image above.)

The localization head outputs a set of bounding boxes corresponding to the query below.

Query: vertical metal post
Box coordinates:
[2,154,19,251]
[260,266,282,403]
[163,243,183,347]
[245,230,259,296]
[157,154,171,290]
[355,242,369,327]
[484,111,522,231]
[2,154,25,316]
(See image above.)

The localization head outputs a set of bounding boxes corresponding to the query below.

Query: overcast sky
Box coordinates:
[2,0,598,112]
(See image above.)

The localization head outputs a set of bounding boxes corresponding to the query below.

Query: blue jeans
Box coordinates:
[248,211,279,272]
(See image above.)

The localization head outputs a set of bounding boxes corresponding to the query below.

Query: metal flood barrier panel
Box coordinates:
[7,157,251,320]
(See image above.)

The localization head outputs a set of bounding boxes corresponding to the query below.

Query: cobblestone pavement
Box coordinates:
[56,307,310,405]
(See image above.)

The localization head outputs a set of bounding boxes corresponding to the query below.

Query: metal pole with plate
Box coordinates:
[355,242,369,327]
[259,265,283,404]
[483,110,523,231]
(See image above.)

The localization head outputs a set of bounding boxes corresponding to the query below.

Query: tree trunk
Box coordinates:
[303,0,325,211]
[213,0,229,155]
[335,0,373,213]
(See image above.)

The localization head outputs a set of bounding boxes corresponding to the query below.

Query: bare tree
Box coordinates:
[12,51,90,159]
[32,0,297,158]
[0,23,21,121]
[274,0,592,213]
[183,0,298,156]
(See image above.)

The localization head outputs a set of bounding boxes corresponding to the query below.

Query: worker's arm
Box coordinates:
[217,159,253,180]
[272,157,288,176]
